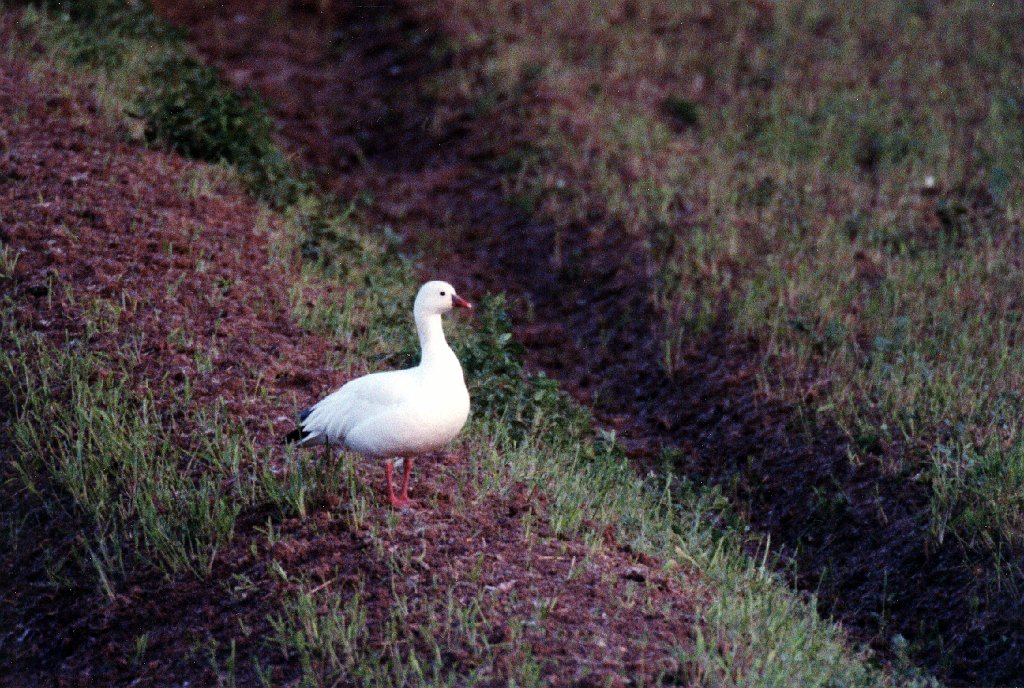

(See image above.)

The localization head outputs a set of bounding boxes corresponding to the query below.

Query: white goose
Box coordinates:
[285,281,473,508]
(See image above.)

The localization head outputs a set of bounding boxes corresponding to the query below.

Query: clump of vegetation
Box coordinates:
[139,54,294,196]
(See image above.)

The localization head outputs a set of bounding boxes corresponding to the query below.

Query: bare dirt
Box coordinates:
[149,1,1024,685]
[0,30,700,687]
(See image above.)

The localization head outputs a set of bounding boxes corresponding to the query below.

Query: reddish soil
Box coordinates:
[150,1,1024,685]
[0,30,700,687]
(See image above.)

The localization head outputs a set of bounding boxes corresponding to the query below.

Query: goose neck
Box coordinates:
[416,312,451,363]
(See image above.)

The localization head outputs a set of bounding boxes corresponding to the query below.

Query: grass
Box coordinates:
[267,580,543,687]
[0,0,937,684]
[411,0,1024,561]
[0,300,262,585]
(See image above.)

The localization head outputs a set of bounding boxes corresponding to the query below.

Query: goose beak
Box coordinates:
[452,294,473,310]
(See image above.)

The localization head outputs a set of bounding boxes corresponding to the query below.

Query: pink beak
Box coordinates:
[452,294,473,309]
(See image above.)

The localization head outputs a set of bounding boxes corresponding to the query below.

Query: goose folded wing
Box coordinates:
[301,368,420,442]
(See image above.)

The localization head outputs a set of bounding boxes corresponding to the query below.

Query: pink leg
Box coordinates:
[400,458,414,501]
[385,461,412,509]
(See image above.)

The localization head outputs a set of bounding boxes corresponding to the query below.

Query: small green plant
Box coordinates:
[260,447,350,520]
[0,242,20,280]
[132,632,149,668]
[206,637,239,688]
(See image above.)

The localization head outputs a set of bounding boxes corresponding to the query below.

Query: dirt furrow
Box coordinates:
[153,1,1024,683]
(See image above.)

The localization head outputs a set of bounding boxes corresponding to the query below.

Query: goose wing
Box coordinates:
[295,368,419,446]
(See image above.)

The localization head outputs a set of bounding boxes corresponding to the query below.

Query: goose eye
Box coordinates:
[440,290,446,296]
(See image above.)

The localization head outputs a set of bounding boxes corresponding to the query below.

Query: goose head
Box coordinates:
[414,280,473,319]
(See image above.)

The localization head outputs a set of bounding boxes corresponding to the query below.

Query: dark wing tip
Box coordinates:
[283,427,308,444]
[283,407,314,445]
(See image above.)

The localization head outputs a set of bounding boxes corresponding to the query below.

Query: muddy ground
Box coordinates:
[150,1,1024,684]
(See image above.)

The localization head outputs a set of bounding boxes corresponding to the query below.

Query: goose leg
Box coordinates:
[400,457,414,502]
[385,460,411,509]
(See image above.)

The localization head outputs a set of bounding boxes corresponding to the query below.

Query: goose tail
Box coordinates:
[282,407,314,445]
